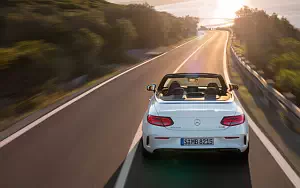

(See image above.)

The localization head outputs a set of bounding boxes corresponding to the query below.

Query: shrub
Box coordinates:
[55,2,82,10]
[0,40,56,68]
[0,0,200,119]
[15,98,38,114]
[112,18,138,49]
[276,69,300,91]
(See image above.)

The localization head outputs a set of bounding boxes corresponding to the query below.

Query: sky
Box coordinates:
[107,0,300,28]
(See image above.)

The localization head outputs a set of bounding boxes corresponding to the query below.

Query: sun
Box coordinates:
[214,0,245,18]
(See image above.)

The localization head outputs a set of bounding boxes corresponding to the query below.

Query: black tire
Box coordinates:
[141,140,153,159]
[238,144,249,161]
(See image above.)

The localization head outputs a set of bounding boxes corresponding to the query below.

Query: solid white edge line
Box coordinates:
[114,33,216,188]
[222,31,300,187]
[114,122,142,188]
[0,36,201,149]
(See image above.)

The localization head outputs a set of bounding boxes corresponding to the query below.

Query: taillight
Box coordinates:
[147,115,174,127]
[221,114,245,126]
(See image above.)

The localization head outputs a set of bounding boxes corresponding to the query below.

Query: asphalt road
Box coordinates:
[0,31,295,188]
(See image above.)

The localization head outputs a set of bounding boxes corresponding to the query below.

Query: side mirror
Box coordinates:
[228,83,239,91]
[146,84,156,92]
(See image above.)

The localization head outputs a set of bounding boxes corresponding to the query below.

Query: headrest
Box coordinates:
[204,87,217,100]
[169,81,180,90]
[166,81,181,96]
[207,82,219,89]
[172,88,184,99]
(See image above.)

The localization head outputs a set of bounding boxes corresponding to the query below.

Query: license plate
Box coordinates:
[181,138,214,146]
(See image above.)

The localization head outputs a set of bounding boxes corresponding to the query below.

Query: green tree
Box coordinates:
[113,18,138,49]
[72,28,104,75]
[234,6,300,102]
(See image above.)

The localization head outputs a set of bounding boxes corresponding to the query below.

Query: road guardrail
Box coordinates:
[229,34,300,132]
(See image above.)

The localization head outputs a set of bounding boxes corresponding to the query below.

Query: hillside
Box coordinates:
[0,0,199,126]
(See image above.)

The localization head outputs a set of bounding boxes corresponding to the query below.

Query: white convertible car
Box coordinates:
[142,73,249,159]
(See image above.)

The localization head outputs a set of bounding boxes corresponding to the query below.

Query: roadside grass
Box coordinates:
[232,39,245,55]
[0,36,198,132]
[168,36,198,48]
[0,92,66,131]
[0,65,122,132]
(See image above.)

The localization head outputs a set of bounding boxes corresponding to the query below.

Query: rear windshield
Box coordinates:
[157,75,230,101]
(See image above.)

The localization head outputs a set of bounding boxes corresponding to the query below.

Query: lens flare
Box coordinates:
[214,0,245,18]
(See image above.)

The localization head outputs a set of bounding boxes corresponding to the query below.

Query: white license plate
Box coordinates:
[181,138,214,146]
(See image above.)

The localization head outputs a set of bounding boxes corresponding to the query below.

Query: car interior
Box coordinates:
[159,80,231,101]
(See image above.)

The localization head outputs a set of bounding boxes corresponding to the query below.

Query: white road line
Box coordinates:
[222,31,300,187]
[114,122,142,188]
[173,35,215,73]
[0,35,201,149]
[114,33,216,188]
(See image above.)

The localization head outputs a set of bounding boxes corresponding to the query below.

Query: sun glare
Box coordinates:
[214,0,245,18]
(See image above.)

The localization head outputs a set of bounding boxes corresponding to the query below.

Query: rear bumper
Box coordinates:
[153,148,241,153]
[143,134,249,153]
[142,113,249,153]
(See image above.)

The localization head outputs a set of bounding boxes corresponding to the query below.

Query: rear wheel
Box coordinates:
[238,144,249,161]
[141,140,153,158]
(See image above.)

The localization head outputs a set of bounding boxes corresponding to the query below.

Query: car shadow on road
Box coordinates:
[105,140,252,188]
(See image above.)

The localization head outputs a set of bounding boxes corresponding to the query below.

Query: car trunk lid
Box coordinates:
[155,102,237,131]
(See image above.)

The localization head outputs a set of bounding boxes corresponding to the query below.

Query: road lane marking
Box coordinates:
[173,35,215,73]
[116,30,300,188]
[114,122,142,188]
[222,31,300,187]
[114,33,216,188]
[0,35,203,149]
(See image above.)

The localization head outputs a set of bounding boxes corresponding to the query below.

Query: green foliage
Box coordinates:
[112,18,138,49]
[233,41,245,55]
[123,3,199,47]
[55,1,83,9]
[15,97,38,114]
[0,0,199,107]
[74,28,104,52]
[33,4,57,15]
[0,40,56,68]
[271,52,300,72]
[71,28,104,76]
[276,69,300,97]
[278,38,300,53]
[234,6,300,102]
[0,48,18,67]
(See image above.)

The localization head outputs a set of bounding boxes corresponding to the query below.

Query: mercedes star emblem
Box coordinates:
[194,119,201,126]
